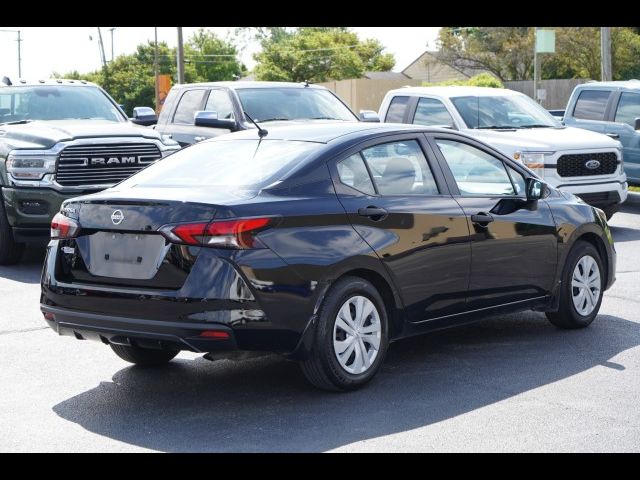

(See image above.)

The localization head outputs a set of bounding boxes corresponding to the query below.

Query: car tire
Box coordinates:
[546,241,604,329]
[300,276,389,391]
[0,200,25,266]
[110,344,179,366]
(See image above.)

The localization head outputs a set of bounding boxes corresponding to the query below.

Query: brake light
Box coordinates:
[51,212,80,239]
[160,217,273,249]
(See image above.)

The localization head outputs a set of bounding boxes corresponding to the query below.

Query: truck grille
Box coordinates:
[56,143,162,187]
[557,152,618,177]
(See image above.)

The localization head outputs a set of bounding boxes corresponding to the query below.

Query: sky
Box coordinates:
[0,27,441,81]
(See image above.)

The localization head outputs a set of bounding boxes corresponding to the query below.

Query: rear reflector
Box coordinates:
[51,212,80,239]
[42,312,55,321]
[199,330,230,340]
[160,217,273,249]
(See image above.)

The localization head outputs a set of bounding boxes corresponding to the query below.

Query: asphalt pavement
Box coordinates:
[1,200,639,452]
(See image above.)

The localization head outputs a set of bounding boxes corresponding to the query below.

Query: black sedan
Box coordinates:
[41,123,616,391]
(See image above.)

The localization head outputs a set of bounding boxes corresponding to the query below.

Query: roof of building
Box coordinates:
[401,50,484,79]
[362,71,410,80]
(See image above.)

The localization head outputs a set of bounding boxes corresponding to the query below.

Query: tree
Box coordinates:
[53,30,245,115]
[437,27,640,82]
[251,27,395,82]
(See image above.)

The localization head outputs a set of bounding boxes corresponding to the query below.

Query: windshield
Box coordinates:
[451,94,561,129]
[236,88,357,122]
[118,139,321,191]
[0,86,125,123]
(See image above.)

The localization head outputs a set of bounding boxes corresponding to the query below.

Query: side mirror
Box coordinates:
[634,117,640,131]
[526,177,549,201]
[359,110,380,123]
[131,106,157,126]
[194,111,237,130]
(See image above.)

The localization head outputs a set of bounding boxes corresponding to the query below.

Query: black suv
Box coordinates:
[153,81,377,146]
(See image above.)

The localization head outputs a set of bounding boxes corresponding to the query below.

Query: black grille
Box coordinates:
[56,143,161,187]
[557,152,618,177]
[576,191,621,206]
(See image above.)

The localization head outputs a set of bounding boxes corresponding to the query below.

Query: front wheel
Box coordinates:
[110,344,179,366]
[601,205,618,221]
[546,241,604,329]
[0,202,25,265]
[300,276,389,391]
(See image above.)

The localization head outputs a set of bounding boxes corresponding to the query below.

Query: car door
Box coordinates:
[331,135,471,322]
[429,134,558,310]
[161,88,207,147]
[610,91,640,183]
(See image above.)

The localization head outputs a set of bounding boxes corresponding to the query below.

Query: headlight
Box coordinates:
[7,153,56,180]
[513,151,549,178]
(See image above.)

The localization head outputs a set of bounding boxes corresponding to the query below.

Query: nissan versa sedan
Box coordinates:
[41,123,616,391]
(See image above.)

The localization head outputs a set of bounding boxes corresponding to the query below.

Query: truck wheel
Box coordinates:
[601,205,618,221]
[0,201,25,265]
[110,344,179,366]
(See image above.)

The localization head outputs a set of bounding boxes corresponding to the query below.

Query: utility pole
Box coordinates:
[533,27,540,103]
[601,27,612,81]
[96,27,107,68]
[0,29,22,78]
[154,27,159,112]
[176,27,185,84]
[108,27,116,62]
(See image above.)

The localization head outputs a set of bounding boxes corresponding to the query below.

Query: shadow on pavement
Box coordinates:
[53,311,640,452]
[0,246,45,284]
[610,226,640,243]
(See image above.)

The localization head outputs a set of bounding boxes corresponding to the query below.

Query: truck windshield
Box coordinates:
[451,94,561,129]
[0,86,125,124]
[236,88,358,122]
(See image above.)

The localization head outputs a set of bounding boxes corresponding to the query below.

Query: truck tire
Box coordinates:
[0,200,25,265]
[601,205,618,221]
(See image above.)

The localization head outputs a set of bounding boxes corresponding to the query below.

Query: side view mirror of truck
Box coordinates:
[635,117,640,131]
[359,110,380,123]
[194,111,237,130]
[131,107,158,126]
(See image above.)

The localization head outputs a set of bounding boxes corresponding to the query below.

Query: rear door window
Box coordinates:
[614,92,640,127]
[172,89,206,125]
[384,96,410,123]
[573,90,611,121]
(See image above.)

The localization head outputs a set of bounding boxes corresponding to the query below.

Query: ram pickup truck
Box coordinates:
[379,86,628,219]
[562,80,640,186]
[0,79,180,264]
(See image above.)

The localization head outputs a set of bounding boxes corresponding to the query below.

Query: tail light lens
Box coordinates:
[51,212,80,239]
[160,217,273,249]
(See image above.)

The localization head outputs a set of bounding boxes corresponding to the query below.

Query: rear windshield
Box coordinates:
[118,139,322,190]
[236,88,357,122]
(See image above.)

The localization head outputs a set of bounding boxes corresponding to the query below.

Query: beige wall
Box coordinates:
[318,78,422,112]
[403,57,470,83]
[504,79,591,109]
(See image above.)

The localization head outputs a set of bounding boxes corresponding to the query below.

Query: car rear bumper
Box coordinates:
[41,304,238,353]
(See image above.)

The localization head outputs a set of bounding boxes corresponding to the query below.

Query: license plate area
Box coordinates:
[79,232,170,280]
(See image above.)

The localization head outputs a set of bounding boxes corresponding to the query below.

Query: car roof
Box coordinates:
[212,122,451,144]
[386,86,522,98]
[574,80,640,91]
[0,79,97,87]
[172,81,328,91]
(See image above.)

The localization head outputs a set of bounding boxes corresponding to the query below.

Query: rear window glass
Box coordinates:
[118,139,321,190]
[573,90,611,121]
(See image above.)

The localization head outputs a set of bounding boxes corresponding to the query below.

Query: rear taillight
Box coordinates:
[160,217,273,249]
[51,212,80,239]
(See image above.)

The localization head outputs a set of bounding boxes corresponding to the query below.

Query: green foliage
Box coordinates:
[54,30,244,115]
[438,27,640,82]
[251,27,395,82]
[422,73,504,88]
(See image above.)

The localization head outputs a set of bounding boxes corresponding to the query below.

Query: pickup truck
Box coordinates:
[378,86,628,218]
[0,79,180,264]
[561,80,640,186]
[152,81,377,147]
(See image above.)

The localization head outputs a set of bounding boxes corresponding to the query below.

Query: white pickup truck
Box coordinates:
[378,86,628,218]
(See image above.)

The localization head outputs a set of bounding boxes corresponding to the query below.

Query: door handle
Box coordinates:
[358,206,388,220]
[605,133,620,139]
[194,136,207,142]
[471,212,494,225]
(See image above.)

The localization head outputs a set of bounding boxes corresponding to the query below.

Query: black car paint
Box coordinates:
[41,124,616,359]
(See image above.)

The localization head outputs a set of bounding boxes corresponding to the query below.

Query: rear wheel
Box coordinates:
[300,276,389,391]
[546,241,604,329]
[110,344,179,366]
[0,201,25,265]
